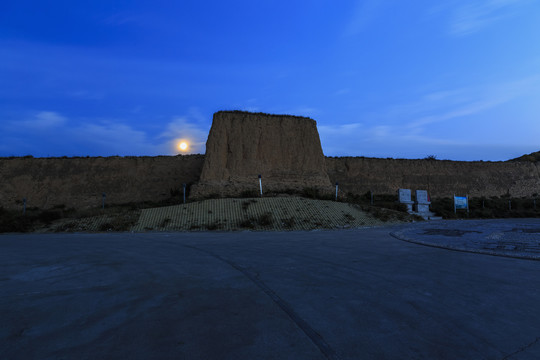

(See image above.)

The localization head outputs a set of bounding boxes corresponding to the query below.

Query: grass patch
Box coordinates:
[281,217,296,229]
[240,190,259,198]
[344,213,355,221]
[257,212,273,226]
[238,212,273,229]
[206,222,221,230]
[241,199,257,211]
[430,196,540,219]
[238,218,256,229]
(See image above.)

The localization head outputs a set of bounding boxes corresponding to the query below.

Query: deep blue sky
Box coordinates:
[1,0,539,160]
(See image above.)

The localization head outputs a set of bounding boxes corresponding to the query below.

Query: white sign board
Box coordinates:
[398,189,412,203]
[416,190,429,204]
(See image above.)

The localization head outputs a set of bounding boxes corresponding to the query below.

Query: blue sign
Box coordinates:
[454,196,468,210]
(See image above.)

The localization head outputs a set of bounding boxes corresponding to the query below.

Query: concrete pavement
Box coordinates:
[1,222,540,359]
[392,218,540,260]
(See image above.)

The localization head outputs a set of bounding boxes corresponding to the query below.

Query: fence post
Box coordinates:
[183,183,186,204]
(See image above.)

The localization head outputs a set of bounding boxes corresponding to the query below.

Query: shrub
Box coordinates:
[37,210,63,224]
[281,217,295,228]
[238,218,255,229]
[206,222,221,230]
[257,212,273,226]
[302,187,320,199]
[242,199,257,211]
[240,190,259,198]
[344,213,355,221]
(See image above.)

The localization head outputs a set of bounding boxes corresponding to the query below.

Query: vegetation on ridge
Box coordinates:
[510,150,540,163]
[215,110,315,121]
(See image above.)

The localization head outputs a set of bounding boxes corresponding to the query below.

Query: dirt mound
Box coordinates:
[131,197,411,232]
[190,111,331,198]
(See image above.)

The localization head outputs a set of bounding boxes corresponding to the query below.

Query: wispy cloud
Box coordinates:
[448,0,529,36]
[0,111,210,157]
[67,90,105,100]
[408,75,539,129]
[72,122,158,155]
[318,74,540,160]
[343,0,385,36]
[17,111,67,129]
[159,116,209,154]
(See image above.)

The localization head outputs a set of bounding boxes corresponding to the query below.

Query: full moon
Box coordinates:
[179,142,188,151]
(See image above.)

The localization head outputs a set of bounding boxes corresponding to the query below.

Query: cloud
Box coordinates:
[408,75,540,130]
[343,0,385,36]
[334,88,350,96]
[159,117,209,154]
[73,122,160,156]
[67,90,105,100]
[318,74,540,160]
[0,110,211,157]
[407,96,508,129]
[448,0,529,36]
[17,111,67,129]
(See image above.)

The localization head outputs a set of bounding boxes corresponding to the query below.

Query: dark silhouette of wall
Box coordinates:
[326,157,540,198]
[0,155,204,210]
[1,155,539,210]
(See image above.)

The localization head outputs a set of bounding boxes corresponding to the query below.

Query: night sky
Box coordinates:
[1,0,539,160]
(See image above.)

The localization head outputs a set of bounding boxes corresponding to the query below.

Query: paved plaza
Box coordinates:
[392,218,540,260]
[1,220,540,359]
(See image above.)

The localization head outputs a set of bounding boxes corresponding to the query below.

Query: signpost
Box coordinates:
[454,194,469,214]
[183,183,186,204]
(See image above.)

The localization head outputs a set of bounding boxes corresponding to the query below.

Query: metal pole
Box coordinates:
[335,182,339,201]
[102,193,106,209]
[258,175,263,197]
[183,183,186,204]
[23,198,26,215]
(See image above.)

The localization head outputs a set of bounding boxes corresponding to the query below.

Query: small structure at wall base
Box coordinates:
[414,190,440,220]
[398,189,415,212]
[415,190,431,213]
[399,188,441,220]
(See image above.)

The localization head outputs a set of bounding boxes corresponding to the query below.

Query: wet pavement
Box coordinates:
[1,221,540,359]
